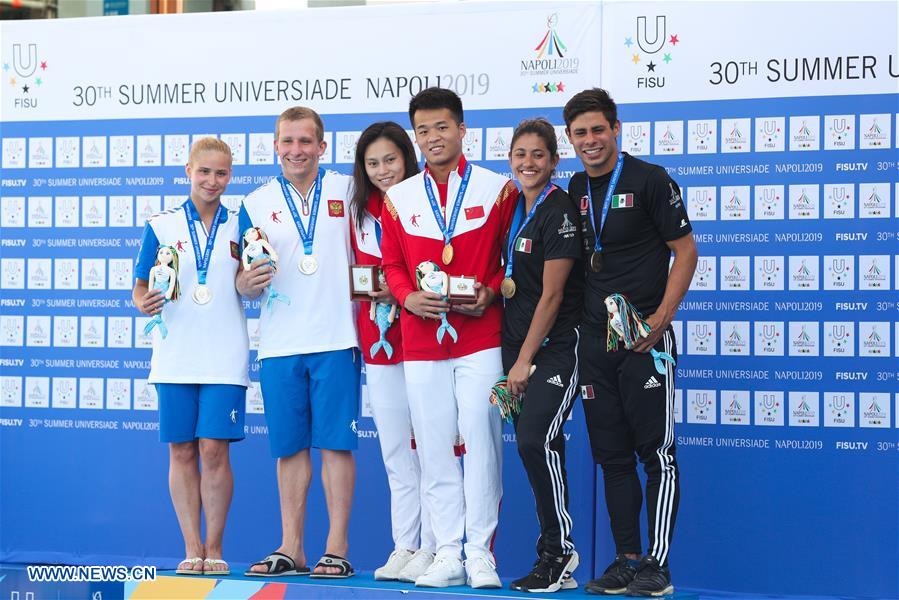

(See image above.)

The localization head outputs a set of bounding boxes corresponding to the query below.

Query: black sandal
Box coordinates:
[309,553,355,579]
[244,551,311,577]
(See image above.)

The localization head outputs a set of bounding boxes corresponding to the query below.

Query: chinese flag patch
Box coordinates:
[328,200,345,217]
[464,205,485,220]
[580,384,595,399]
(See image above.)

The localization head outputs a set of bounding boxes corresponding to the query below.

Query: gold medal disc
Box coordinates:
[500,277,517,299]
[442,243,454,265]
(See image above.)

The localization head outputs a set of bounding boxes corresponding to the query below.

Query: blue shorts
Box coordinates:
[156,383,246,443]
[260,348,361,457]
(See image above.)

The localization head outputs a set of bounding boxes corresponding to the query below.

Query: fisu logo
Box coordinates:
[692,323,711,347]
[826,323,853,353]
[758,323,780,354]
[831,117,848,135]
[12,43,37,77]
[759,394,780,419]
[628,125,644,142]
[829,257,850,282]
[636,16,666,54]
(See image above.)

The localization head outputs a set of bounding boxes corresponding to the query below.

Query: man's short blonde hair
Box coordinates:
[276,106,324,141]
[188,137,233,166]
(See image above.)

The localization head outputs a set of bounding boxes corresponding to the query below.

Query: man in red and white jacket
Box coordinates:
[380,88,517,589]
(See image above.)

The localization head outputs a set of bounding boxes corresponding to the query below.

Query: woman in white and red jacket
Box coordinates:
[349,122,436,583]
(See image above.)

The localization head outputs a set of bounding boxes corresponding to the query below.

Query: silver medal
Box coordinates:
[192,284,213,305]
[298,254,319,275]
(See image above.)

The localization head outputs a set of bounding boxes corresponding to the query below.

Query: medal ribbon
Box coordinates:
[504,181,556,279]
[184,200,224,285]
[423,162,472,246]
[278,167,323,256]
[586,153,624,254]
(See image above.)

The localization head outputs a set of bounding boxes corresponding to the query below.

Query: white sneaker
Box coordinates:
[414,555,465,587]
[465,556,502,589]
[397,549,435,583]
[374,549,414,581]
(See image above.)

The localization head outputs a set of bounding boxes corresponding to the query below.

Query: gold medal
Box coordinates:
[500,277,517,299]
[590,251,603,273]
[442,243,454,265]
[192,284,212,305]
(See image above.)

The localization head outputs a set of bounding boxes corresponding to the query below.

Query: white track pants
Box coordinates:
[367,362,435,553]
[403,347,503,561]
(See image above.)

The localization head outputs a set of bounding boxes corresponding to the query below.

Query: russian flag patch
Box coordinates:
[328,200,345,217]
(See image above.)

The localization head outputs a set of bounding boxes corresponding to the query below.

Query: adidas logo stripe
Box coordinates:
[547,374,564,387]
[644,376,661,389]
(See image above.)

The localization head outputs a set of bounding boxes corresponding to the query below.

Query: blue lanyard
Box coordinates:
[278,168,323,255]
[423,162,472,245]
[183,201,223,285]
[505,181,556,278]
[586,153,624,253]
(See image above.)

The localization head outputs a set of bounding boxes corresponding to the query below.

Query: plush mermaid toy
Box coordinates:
[489,365,536,423]
[369,301,397,359]
[241,227,290,310]
[143,245,180,339]
[415,261,457,344]
[605,293,675,375]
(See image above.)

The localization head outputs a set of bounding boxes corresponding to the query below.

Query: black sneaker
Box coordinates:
[626,555,674,597]
[509,551,579,593]
[584,554,638,595]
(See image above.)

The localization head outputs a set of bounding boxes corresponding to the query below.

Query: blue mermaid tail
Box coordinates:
[370,303,396,359]
[143,313,168,339]
[436,314,458,344]
[370,338,394,359]
[650,348,676,375]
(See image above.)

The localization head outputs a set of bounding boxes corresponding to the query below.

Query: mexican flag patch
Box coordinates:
[611,193,634,208]
[514,237,532,253]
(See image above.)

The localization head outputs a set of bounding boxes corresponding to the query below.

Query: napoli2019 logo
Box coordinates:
[521,13,579,93]
[535,13,566,58]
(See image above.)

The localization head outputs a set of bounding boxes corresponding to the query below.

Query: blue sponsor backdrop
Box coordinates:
[1,91,898,600]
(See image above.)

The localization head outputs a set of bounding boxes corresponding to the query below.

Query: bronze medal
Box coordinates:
[500,277,517,299]
[442,243,454,265]
[590,251,603,273]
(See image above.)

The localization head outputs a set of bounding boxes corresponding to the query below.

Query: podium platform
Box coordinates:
[0,564,699,600]
[126,571,700,599]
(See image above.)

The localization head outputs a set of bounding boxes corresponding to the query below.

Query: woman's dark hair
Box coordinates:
[510,117,559,159]
[351,121,420,228]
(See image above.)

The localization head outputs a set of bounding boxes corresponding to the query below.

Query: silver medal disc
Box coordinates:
[192,284,213,305]
[298,255,319,275]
